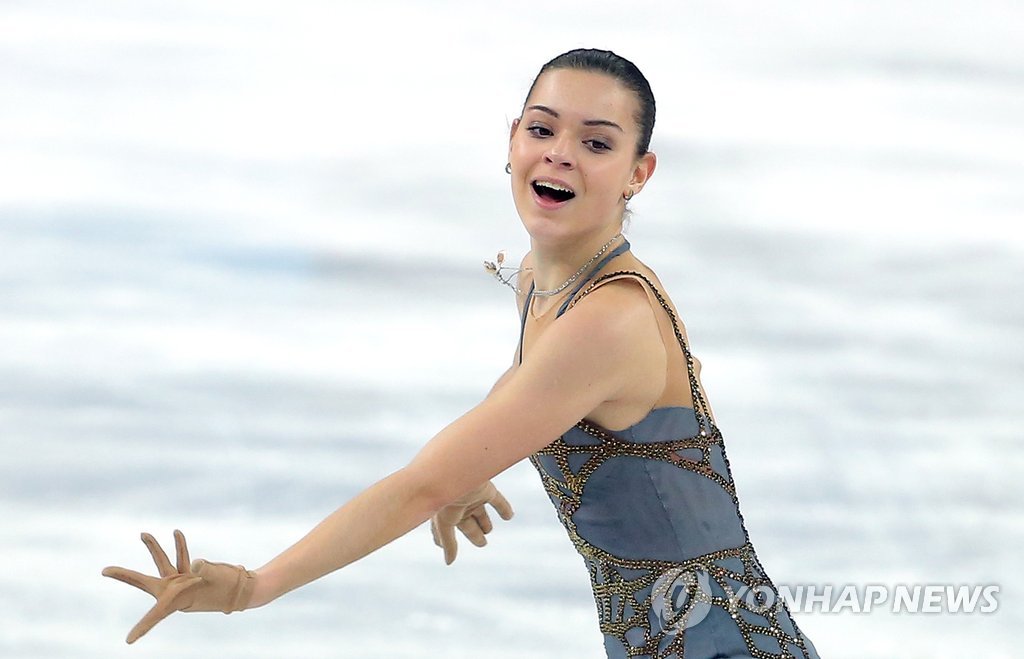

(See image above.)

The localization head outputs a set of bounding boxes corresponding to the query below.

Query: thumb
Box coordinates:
[125,575,202,643]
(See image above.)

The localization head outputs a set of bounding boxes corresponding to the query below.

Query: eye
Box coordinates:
[585,139,611,152]
[526,125,553,138]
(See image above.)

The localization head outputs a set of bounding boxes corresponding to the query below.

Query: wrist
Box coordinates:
[248,566,280,609]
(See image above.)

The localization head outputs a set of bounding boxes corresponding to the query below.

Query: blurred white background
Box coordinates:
[1,1,1020,657]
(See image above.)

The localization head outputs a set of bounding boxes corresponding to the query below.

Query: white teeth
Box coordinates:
[535,180,574,194]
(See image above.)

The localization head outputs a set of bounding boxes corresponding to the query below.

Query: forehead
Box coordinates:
[525,68,639,128]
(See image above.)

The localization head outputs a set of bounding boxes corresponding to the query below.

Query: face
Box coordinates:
[508,68,656,244]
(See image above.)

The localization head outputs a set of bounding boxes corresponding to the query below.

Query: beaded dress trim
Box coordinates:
[519,265,818,659]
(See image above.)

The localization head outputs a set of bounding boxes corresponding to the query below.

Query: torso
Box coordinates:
[512,243,817,659]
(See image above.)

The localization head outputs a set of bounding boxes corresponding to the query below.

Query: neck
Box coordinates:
[529,227,624,292]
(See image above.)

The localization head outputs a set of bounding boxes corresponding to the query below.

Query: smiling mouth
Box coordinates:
[531,180,576,203]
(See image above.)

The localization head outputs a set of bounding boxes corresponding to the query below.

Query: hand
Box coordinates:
[102,529,256,644]
[430,480,514,565]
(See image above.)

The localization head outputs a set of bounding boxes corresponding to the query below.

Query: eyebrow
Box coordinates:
[525,104,624,132]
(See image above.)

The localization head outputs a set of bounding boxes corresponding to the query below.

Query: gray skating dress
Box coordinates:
[515,239,821,659]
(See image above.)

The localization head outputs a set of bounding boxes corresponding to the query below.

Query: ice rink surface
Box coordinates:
[1,2,1020,657]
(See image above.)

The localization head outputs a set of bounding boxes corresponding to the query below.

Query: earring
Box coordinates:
[505,162,512,174]
[623,189,634,201]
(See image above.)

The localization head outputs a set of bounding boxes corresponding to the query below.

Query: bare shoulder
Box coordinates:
[568,274,660,336]
[538,276,662,375]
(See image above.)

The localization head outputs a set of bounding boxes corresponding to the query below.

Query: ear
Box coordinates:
[508,118,520,156]
[629,151,657,193]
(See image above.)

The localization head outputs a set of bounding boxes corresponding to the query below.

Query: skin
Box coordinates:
[105,68,671,630]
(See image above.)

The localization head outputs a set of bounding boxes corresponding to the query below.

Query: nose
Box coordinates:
[543,134,574,169]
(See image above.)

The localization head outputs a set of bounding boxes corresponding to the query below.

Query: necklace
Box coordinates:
[484,233,623,297]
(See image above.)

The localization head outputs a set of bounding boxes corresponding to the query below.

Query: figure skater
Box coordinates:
[103,48,821,659]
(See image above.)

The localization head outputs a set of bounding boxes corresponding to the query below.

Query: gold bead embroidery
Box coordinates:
[530,270,816,659]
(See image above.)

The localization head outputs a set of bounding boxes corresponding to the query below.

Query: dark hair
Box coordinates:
[523,48,656,158]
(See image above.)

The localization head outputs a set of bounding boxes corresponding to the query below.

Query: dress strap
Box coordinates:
[517,238,630,365]
[554,239,631,319]
[565,269,716,436]
[516,280,533,366]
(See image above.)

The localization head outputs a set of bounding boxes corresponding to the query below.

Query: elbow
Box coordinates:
[398,464,459,516]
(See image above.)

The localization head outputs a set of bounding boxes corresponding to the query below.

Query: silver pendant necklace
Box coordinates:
[484,233,623,297]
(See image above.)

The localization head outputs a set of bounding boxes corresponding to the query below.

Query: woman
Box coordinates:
[103,49,821,659]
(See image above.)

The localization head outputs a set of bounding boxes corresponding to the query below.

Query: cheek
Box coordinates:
[510,138,542,165]
[581,165,627,198]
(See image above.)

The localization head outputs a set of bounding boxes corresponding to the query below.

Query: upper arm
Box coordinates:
[406,277,656,510]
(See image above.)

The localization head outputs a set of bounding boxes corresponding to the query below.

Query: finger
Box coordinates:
[102,566,163,595]
[173,529,190,575]
[457,517,487,548]
[470,505,494,534]
[141,532,176,578]
[488,488,515,521]
[430,519,441,548]
[438,518,458,565]
[125,576,202,644]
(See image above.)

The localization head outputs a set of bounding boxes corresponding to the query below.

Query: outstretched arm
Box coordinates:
[249,280,653,605]
[248,464,444,606]
[104,276,658,641]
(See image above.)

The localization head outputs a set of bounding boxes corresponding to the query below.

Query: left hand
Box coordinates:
[102,529,256,644]
[430,481,514,565]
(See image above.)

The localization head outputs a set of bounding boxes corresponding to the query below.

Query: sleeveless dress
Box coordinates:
[514,239,821,659]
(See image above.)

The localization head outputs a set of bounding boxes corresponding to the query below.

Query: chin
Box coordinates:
[513,192,598,244]
[520,218,592,248]
[518,208,568,235]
